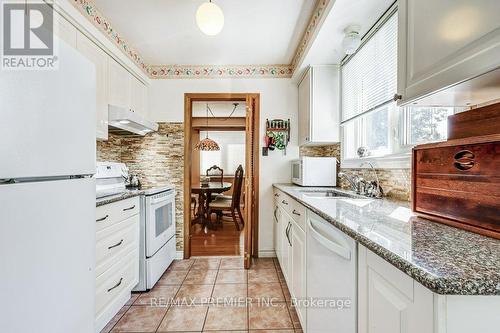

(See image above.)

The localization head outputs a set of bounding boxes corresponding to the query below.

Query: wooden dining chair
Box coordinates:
[208,165,244,231]
[206,165,224,185]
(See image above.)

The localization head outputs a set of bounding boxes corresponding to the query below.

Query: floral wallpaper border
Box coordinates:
[148,64,293,79]
[71,0,150,75]
[290,0,332,72]
[70,0,328,79]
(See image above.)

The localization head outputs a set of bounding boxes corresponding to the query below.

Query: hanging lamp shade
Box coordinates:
[195,103,220,151]
[195,137,220,151]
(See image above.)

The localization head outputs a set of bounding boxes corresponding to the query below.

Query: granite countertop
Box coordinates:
[96,189,144,207]
[273,183,500,296]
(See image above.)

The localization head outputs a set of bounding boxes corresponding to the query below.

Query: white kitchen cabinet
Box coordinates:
[108,58,131,109]
[95,197,140,333]
[280,208,292,284]
[76,32,109,140]
[290,220,306,325]
[298,65,340,146]
[130,77,148,117]
[358,245,434,333]
[273,195,283,262]
[397,0,500,105]
[54,12,77,48]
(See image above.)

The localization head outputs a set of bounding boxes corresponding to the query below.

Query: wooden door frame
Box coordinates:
[183,93,260,260]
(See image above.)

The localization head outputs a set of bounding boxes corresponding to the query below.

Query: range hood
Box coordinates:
[108,104,159,136]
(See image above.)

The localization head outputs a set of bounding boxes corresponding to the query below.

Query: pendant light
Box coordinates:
[196,0,224,36]
[195,104,220,151]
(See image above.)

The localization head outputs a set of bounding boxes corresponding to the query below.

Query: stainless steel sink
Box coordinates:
[299,189,363,199]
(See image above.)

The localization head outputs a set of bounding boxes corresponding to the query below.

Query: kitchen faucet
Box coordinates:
[360,161,383,198]
[338,172,366,195]
[339,162,383,198]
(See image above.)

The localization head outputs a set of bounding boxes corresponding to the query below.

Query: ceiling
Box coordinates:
[92,0,315,65]
[295,0,393,78]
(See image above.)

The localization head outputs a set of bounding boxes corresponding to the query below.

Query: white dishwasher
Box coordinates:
[306,211,357,333]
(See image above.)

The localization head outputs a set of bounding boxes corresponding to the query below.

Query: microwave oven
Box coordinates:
[291,157,337,186]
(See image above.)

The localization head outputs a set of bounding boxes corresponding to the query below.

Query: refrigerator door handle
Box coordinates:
[97,214,109,222]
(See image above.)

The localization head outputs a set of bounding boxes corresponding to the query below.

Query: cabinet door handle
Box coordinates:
[96,214,109,222]
[281,200,288,205]
[274,193,280,197]
[108,239,123,250]
[453,150,475,171]
[273,207,279,222]
[292,210,301,216]
[286,222,292,246]
[107,278,123,292]
[123,205,136,211]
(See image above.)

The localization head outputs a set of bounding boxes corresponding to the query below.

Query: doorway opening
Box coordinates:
[184,93,260,269]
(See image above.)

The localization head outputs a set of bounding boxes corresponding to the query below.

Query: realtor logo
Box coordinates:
[2,1,57,70]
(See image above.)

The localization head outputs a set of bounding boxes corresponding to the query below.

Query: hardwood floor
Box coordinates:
[190,214,244,256]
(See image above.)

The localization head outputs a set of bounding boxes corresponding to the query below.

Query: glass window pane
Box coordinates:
[407,107,454,144]
[362,106,390,156]
[342,120,358,159]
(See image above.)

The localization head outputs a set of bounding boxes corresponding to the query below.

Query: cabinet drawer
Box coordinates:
[414,143,498,176]
[290,200,306,231]
[96,214,139,277]
[96,249,138,317]
[96,197,140,231]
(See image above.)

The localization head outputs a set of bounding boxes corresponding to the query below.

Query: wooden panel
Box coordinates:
[192,117,246,129]
[415,142,498,176]
[448,103,500,140]
[412,140,500,239]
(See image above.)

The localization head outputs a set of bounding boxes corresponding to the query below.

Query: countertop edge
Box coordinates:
[96,191,144,207]
[273,184,500,296]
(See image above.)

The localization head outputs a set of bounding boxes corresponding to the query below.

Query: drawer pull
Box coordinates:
[274,193,280,197]
[292,209,301,216]
[107,239,123,250]
[107,277,123,292]
[453,150,475,171]
[123,205,136,211]
[281,200,289,205]
[96,215,109,222]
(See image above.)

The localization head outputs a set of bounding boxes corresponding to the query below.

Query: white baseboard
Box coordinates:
[258,250,277,258]
[176,250,184,259]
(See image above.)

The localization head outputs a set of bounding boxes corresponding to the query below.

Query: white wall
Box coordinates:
[148,78,299,256]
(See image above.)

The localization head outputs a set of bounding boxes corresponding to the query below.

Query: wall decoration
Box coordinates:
[263,119,291,156]
[149,64,293,79]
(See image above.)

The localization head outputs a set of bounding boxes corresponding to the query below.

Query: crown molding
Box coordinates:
[70,0,150,75]
[148,64,293,79]
[70,0,328,79]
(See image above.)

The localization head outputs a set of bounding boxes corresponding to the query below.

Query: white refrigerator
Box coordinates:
[0,39,97,333]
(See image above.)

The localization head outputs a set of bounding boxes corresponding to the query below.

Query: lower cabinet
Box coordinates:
[95,197,140,333]
[290,220,306,324]
[358,245,434,333]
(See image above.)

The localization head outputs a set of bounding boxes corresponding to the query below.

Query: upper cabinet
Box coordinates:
[298,65,340,146]
[53,12,77,48]
[397,0,500,105]
[109,59,148,117]
[76,32,109,141]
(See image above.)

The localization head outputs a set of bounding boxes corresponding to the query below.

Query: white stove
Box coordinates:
[95,162,128,198]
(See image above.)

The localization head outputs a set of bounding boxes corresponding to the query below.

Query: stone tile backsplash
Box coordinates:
[300,144,411,201]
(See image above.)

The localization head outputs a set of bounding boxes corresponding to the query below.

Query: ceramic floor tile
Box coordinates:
[216,269,247,284]
[251,258,275,270]
[281,284,291,302]
[204,305,248,331]
[169,259,195,271]
[249,303,293,330]
[125,293,140,306]
[248,283,285,303]
[157,305,208,332]
[183,269,218,285]
[288,304,301,329]
[219,257,244,270]
[100,305,129,333]
[248,269,279,283]
[111,305,167,332]
[211,283,247,304]
[157,270,189,285]
[192,258,221,270]
[175,284,214,304]
[134,285,180,306]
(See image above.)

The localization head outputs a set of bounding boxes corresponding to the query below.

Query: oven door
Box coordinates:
[291,160,303,185]
[145,190,176,257]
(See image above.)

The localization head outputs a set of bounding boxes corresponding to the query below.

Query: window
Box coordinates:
[200,131,245,175]
[340,9,455,167]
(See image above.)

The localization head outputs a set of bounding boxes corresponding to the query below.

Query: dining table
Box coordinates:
[192,181,232,230]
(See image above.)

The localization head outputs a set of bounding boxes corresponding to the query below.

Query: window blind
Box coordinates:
[341,12,398,124]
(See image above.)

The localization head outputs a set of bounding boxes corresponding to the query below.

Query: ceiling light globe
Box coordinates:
[196,2,224,36]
